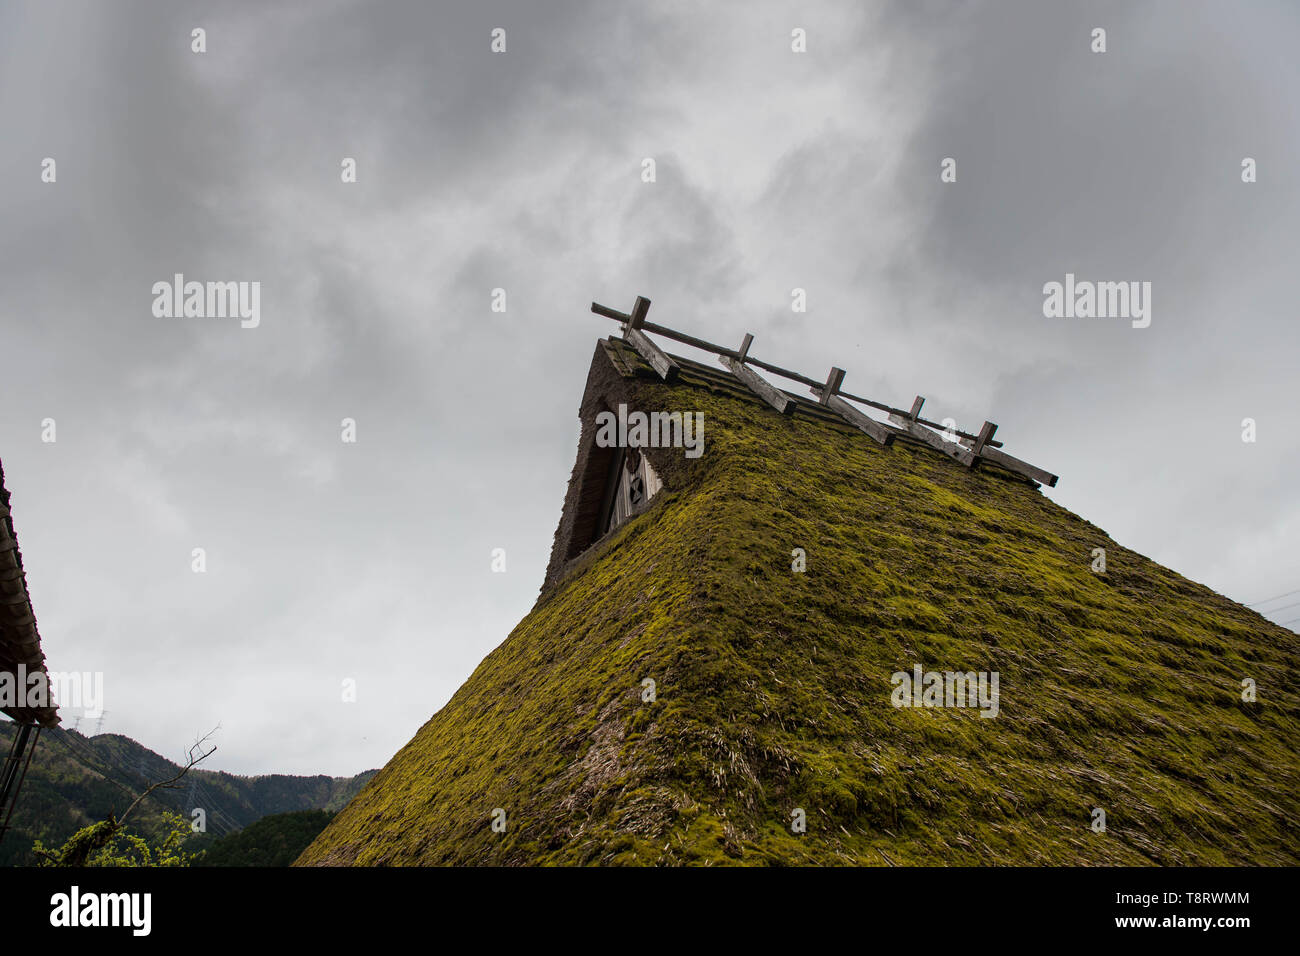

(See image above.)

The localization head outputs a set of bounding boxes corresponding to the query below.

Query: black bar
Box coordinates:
[11,864,1275,943]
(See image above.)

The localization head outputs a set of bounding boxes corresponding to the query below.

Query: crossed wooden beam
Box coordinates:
[590,296,1057,487]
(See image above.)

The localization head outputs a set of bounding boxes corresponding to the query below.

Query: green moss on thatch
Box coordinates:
[298,376,1299,867]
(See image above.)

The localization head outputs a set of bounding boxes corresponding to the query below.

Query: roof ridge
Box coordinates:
[590,296,1058,488]
[602,335,1042,488]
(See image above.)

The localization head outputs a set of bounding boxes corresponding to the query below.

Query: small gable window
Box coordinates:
[602,447,662,535]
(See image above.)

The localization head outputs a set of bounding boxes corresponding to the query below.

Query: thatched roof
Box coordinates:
[0,459,59,727]
[299,337,1298,865]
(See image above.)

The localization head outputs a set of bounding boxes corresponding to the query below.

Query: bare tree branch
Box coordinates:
[118,724,220,827]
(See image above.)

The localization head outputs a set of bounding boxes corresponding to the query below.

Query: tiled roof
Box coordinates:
[0,459,59,727]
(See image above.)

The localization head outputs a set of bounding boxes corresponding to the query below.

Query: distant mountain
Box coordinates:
[0,722,375,866]
[196,810,336,867]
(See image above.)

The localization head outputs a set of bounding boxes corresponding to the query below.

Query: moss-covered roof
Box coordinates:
[298,339,1298,866]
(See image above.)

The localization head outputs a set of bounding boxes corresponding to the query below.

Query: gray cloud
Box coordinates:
[2,0,1296,775]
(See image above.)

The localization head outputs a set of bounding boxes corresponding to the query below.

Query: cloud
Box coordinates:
[2,0,1296,774]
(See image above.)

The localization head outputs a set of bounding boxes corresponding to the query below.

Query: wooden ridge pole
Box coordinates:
[589,302,1002,447]
[587,298,1063,480]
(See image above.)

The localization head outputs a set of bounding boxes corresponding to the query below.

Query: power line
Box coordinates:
[1248,587,1300,607]
[1263,599,1300,616]
[48,730,139,809]
[185,775,243,836]
[51,731,215,830]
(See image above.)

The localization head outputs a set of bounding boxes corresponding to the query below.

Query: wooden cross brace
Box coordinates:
[887,410,977,466]
[587,297,1057,485]
[718,332,794,415]
[885,397,997,470]
[592,296,679,381]
[812,367,894,446]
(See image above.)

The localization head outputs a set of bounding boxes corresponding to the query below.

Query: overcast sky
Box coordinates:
[2,0,1296,776]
